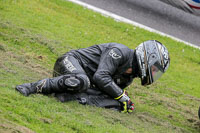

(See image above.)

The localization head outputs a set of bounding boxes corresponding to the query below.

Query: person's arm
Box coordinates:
[93,48,123,98]
[93,48,134,112]
[113,74,133,89]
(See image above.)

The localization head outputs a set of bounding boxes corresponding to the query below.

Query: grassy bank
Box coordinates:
[0,0,200,132]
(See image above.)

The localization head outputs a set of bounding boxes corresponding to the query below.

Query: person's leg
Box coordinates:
[52,54,91,93]
[16,54,90,96]
[52,55,122,110]
[16,73,90,96]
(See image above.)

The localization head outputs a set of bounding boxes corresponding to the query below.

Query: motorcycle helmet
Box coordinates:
[135,40,170,85]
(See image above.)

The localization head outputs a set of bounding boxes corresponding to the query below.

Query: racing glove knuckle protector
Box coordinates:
[115,90,134,113]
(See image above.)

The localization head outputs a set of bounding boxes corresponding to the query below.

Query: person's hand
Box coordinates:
[121,99,135,113]
[115,90,135,113]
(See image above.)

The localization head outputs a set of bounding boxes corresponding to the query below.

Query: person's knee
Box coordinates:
[57,74,90,92]
[77,74,90,91]
[53,55,66,77]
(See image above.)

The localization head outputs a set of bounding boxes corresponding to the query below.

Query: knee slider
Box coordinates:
[77,74,90,92]
[58,74,90,92]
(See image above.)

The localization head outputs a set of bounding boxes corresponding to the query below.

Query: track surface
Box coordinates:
[79,0,200,47]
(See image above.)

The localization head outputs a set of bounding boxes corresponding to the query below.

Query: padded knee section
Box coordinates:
[76,74,90,92]
[57,74,90,92]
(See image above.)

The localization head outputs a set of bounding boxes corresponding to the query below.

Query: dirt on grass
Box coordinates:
[0,118,35,133]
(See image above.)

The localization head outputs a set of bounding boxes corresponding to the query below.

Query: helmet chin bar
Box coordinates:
[141,76,149,86]
[141,68,151,86]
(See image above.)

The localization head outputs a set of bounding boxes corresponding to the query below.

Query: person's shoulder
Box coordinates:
[108,43,133,58]
[99,43,129,51]
[98,43,132,54]
[109,42,129,48]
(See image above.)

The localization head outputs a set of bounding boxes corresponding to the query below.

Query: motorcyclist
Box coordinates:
[16,40,170,113]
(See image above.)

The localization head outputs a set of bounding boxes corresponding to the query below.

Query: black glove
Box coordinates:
[115,90,135,113]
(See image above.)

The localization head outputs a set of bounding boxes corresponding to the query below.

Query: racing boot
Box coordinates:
[16,79,50,96]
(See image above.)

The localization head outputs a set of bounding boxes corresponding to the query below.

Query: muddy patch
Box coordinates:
[133,86,200,132]
[0,118,35,133]
[0,43,6,52]
[0,20,62,55]
[136,112,187,133]
[0,50,52,79]
[39,118,53,124]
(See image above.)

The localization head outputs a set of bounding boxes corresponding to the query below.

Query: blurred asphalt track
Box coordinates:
[77,0,200,47]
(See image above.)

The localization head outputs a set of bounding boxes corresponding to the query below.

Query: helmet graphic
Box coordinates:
[135,40,170,85]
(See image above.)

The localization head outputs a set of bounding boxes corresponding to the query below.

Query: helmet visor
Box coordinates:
[150,62,164,82]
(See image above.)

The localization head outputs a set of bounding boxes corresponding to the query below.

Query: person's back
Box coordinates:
[68,43,135,76]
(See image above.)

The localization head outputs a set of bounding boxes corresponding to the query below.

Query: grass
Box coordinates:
[0,0,200,132]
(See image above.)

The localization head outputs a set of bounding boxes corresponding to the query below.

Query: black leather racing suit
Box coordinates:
[54,43,139,98]
[54,43,139,109]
